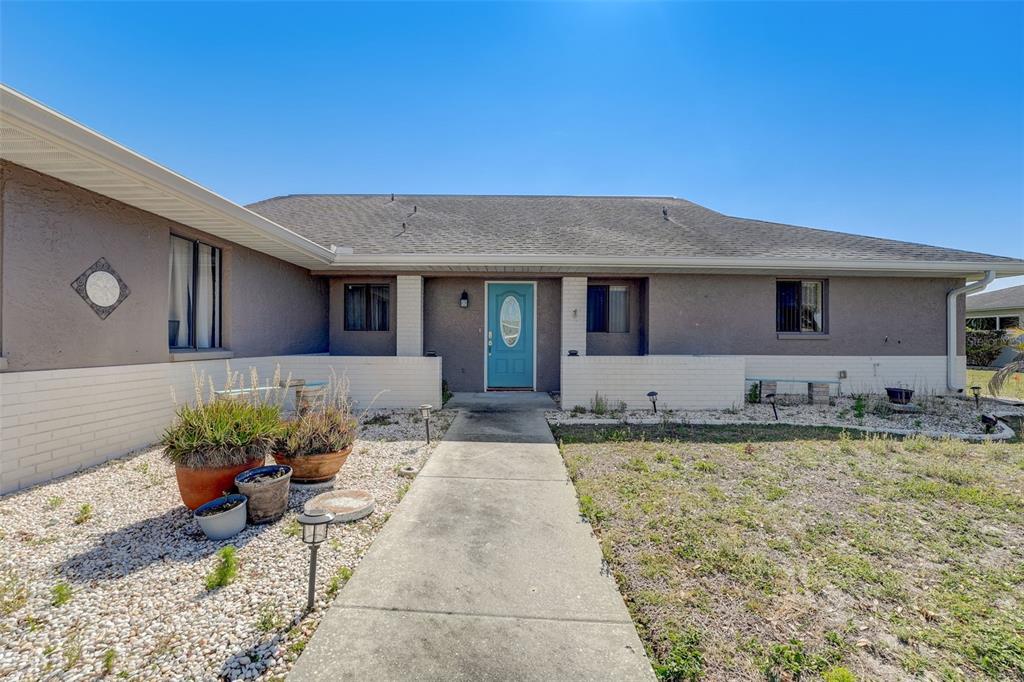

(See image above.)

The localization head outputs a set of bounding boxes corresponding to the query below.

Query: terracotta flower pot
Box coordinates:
[175,457,264,510]
[272,446,352,484]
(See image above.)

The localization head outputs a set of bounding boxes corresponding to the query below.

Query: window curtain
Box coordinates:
[168,236,193,347]
[345,285,366,330]
[800,281,822,332]
[369,285,389,331]
[587,286,607,333]
[608,286,629,333]
[776,281,800,332]
[194,243,220,348]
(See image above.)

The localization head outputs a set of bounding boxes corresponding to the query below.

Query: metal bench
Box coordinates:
[212,386,279,401]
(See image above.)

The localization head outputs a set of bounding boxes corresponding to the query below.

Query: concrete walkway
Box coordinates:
[289,392,654,681]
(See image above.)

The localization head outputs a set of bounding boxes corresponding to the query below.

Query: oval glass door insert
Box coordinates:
[499,295,522,347]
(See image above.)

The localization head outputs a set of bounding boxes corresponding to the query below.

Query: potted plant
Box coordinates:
[162,395,282,510]
[235,464,292,524]
[273,387,358,484]
[193,493,248,540]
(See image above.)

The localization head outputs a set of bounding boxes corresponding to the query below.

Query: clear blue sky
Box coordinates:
[3,1,1022,288]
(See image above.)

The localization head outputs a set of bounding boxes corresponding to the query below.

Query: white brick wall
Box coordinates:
[395,275,424,357]
[561,277,587,357]
[743,355,963,396]
[0,355,441,495]
[561,355,746,410]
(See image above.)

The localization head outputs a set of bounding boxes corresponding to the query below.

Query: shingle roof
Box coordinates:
[967,284,1024,311]
[246,194,1022,264]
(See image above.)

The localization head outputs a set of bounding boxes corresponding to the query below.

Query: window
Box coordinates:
[587,285,629,333]
[344,284,390,331]
[777,280,824,333]
[169,235,222,349]
[967,317,997,331]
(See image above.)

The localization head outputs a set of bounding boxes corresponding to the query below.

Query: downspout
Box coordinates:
[946,270,995,391]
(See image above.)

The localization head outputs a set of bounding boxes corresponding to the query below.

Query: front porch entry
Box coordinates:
[486,281,535,390]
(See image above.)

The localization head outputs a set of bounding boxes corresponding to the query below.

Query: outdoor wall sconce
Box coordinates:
[970,385,981,408]
[647,391,658,413]
[298,508,335,612]
[420,404,433,443]
[460,291,469,308]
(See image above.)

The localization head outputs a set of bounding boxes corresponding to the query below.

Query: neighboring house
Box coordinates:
[967,284,1024,330]
[967,284,1024,368]
[2,84,1024,493]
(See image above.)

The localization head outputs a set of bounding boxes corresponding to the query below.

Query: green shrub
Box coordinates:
[591,393,609,415]
[205,546,239,590]
[162,399,281,469]
[852,396,867,420]
[966,329,1007,367]
[747,382,761,404]
[441,379,453,406]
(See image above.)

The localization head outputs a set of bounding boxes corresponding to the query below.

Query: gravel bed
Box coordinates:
[548,394,1024,438]
[0,409,453,681]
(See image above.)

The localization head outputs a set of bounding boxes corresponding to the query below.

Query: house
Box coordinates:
[967,284,1024,331]
[2,83,1024,493]
[967,283,1024,368]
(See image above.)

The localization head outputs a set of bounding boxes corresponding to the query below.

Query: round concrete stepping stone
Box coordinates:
[290,477,337,491]
[304,489,375,523]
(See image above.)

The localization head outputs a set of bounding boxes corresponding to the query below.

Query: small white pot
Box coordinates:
[194,494,248,540]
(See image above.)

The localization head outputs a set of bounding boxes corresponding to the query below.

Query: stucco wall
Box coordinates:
[0,162,328,372]
[647,274,965,357]
[328,277,397,356]
[422,277,561,392]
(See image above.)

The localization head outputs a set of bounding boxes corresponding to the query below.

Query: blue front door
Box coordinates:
[487,282,534,389]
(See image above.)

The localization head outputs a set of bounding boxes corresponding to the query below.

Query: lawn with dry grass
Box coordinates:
[553,422,1024,681]
[968,368,1024,401]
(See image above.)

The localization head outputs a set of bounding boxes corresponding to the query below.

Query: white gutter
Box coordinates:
[0,84,336,266]
[947,270,995,391]
[326,252,1024,276]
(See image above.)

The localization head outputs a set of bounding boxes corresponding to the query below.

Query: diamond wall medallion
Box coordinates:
[70,258,130,319]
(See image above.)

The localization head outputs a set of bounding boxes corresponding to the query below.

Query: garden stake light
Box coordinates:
[970,385,981,408]
[298,509,335,612]
[647,391,658,413]
[419,404,433,444]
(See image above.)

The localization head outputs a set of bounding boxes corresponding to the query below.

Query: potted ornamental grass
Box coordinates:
[162,366,284,510]
[274,380,358,484]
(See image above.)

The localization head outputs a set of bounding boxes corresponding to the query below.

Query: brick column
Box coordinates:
[561,277,587,357]
[396,275,423,356]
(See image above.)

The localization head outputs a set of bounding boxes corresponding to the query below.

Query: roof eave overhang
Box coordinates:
[314,253,1024,278]
[0,85,335,268]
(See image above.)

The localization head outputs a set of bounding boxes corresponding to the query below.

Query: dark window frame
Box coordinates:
[169,234,222,350]
[776,279,827,334]
[344,283,391,332]
[587,284,630,333]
